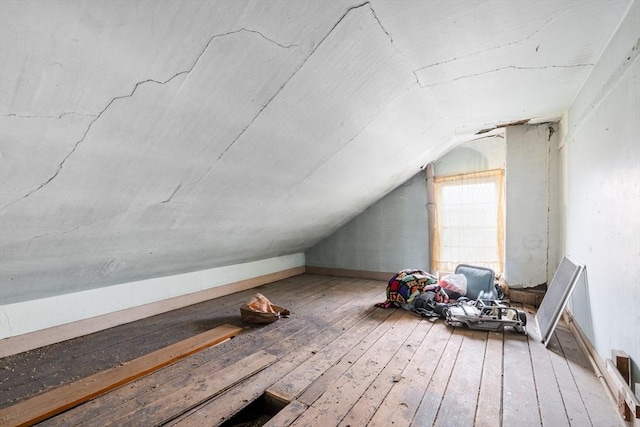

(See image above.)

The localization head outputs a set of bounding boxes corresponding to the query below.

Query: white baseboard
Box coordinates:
[0,254,305,358]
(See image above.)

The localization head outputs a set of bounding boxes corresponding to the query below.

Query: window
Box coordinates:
[431,169,504,274]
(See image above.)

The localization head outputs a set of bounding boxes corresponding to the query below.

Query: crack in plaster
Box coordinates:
[423,63,594,88]
[187,1,422,194]
[183,2,374,191]
[285,3,440,188]
[367,4,421,87]
[0,225,82,248]
[3,112,98,119]
[29,225,82,242]
[1,79,170,212]
[267,240,276,254]
[570,38,640,135]
[545,126,552,283]
[3,3,405,210]
[234,28,299,49]
[415,13,560,74]
[0,310,12,335]
[369,5,394,45]
[161,184,182,204]
[0,29,297,212]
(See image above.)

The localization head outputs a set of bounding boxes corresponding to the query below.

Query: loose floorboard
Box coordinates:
[0,324,243,426]
[0,274,623,426]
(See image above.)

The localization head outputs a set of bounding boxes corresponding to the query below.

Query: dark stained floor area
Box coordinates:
[0,274,623,426]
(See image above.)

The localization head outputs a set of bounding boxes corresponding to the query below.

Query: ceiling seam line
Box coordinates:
[415,13,562,73]
[423,63,594,88]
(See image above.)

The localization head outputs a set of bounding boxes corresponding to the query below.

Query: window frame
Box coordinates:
[430,169,505,275]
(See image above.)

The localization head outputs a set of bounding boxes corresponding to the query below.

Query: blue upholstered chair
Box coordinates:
[454,264,497,300]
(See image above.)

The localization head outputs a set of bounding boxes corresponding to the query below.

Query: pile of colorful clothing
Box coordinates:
[375,268,448,310]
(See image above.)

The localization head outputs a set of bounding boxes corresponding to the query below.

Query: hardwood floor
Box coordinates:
[0,274,623,426]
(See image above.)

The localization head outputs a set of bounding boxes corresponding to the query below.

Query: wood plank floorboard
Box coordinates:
[0,274,624,427]
[433,329,487,426]
[262,400,308,427]
[0,279,322,412]
[166,284,392,426]
[413,326,465,426]
[339,319,443,427]
[264,291,396,403]
[0,325,243,427]
[99,350,278,426]
[290,311,423,426]
[474,331,504,427]
[167,286,394,425]
[294,309,408,407]
[362,318,444,427]
[502,321,541,427]
[0,274,327,405]
[546,331,593,426]
[554,325,621,426]
[523,305,570,427]
[40,277,383,426]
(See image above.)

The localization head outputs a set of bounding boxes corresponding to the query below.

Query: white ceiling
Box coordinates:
[0,0,633,304]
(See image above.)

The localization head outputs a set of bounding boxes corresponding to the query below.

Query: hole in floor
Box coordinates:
[220,392,288,427]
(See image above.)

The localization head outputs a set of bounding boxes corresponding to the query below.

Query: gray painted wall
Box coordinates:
[306,171,429,273]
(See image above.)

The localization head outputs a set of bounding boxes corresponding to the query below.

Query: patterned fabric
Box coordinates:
[376,269,438,308]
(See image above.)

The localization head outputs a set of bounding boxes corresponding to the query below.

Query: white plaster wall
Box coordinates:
[0,253,304,340]
[504,124,558,287]
[306,172,429,273]
[562,0,639,382]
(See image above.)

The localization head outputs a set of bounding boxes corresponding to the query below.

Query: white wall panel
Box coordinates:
[504,124,557,287]
[563,0,639,382]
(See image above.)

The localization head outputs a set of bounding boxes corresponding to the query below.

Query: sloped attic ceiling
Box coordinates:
[0,0,632,304]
